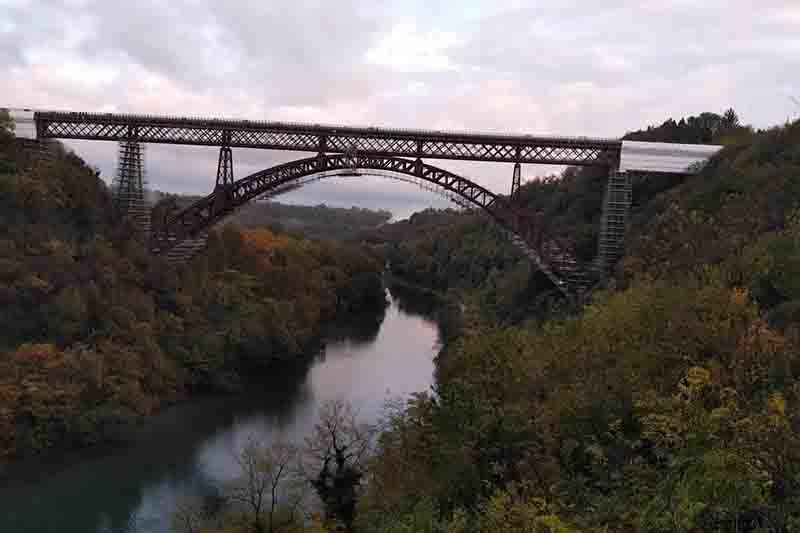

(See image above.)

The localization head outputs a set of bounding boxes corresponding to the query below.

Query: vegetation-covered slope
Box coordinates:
[352,116,800,532]
[0,128,386,465]
[152,192,392,242]
[371,209,554,324]
[623,119,800,281]
[371,110,761,324]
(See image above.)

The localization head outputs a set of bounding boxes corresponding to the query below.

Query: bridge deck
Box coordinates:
[619,140,722,174]
[31,110,622,166]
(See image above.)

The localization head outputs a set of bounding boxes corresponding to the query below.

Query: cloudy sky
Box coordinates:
[3,0,799,217]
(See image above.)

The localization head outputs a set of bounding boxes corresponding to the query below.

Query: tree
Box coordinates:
[170,495,208,533]
[480,487,576,533]
[721,108,740,130]
[0,108,13,135]
[228,437,306,533]
[304,401,375,532]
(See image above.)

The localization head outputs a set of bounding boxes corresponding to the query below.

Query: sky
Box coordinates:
[2,0,800,217]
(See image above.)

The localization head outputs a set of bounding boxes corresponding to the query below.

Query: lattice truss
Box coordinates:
[237,155,499,213]
[256,170,475,210]
[112,140,150,234]
[152,154,592,296]
[160,154,500,238]
[162,172,484,264]
[34,111,635,297]
[37,112,621,166]
[596,171,632,273]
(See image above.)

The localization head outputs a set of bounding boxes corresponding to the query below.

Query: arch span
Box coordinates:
[152,154,589,296]
[256,168,478,210]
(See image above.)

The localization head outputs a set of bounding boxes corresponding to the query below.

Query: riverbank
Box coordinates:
[0,284,443,533]
[0,288,390,476]
[384,272,447,300]
[0,204,387,467]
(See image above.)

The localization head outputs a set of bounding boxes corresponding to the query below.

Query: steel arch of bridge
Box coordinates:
[152,154,582,296]
[256,169,478,210]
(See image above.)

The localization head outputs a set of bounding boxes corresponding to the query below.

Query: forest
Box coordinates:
[4,109,800,532]
[146,111,800,533]
[151,192,392,242]
[0,119,387,465]
[345,112,800,532]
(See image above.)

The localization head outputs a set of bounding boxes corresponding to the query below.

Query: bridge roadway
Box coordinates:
[33,110,622,167]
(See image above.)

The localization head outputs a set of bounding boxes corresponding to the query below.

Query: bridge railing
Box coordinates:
[33,109,623,146]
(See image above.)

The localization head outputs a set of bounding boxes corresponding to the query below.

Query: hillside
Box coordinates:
[0,129,387,466]
[622,120,800,281]
[370,110,763,323]
[352,115,800,532]
[5,112,800,531]
[152,192,392,242]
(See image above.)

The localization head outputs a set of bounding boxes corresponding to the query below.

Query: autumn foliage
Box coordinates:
[0,132,386,465]
[353,117,800,532]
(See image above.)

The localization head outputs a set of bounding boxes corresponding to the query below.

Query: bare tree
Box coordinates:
[303,400,376,532]
[170,495,207,533]
[228,437,306,533]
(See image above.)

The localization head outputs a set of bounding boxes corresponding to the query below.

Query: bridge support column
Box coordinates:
[414,158,423,177]
[113,138,150,237]
[317,135,328,170]
[510,162,522,198]
[215,145,234,189]
[211,143,236,223]
[316,151,327,171]
[595,169,632,275]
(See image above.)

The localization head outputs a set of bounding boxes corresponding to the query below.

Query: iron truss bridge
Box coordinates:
[33,110,622,166]
[12,108,721,301]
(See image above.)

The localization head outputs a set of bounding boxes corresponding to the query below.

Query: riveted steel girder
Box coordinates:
[35,111,622,166]
[216,146,234,188]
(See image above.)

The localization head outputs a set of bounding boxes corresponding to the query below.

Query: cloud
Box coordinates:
[366,23,464,73]
[1,0,799,215]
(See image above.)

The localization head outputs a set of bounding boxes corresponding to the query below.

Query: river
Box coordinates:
[0,283,442,533]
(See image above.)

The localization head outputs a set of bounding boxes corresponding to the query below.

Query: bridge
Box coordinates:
[8,108,722,299]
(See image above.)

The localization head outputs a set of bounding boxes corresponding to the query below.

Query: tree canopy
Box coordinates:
[353,113,800,532]
[0,137,387,463]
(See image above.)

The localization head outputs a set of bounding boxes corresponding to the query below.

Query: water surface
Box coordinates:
[0,284,441,533]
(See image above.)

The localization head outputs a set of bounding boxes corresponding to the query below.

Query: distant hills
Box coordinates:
[150,191,392,242]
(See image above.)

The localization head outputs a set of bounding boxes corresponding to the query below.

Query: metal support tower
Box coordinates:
[510,162,522,198]
[113,139,150,236]
[595,170,632,274]
[216,145,234,188]
[343,143,359,174]
[215,130,234,188]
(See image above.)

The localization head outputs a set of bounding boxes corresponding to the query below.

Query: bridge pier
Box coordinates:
[112,138,150,236]
[216,145,234,188]
[215,132,234,189]
[316,150,328,171]
[510,162,522,198]
[595,170,632,275]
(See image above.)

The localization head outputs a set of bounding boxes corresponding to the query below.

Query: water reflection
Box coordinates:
[0,286,441,533]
